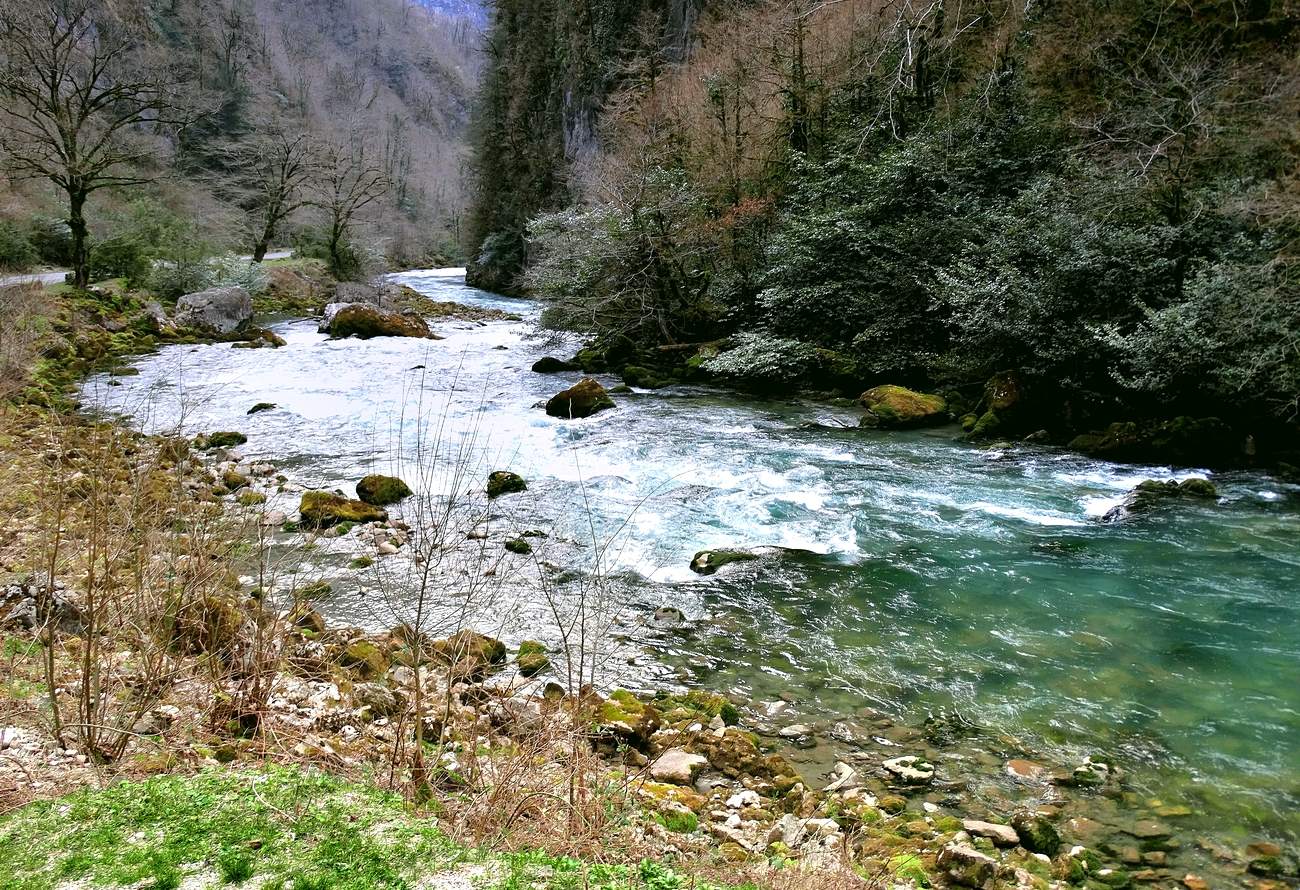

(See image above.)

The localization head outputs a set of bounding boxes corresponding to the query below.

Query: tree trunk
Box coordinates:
[252,237,270,263]
[68,190,90,290]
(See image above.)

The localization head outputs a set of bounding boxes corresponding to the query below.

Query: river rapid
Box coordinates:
[86,268,1300,875]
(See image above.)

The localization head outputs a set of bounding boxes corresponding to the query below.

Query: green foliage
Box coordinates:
[703,333,820,388]
[0,220,38,271]
[88,236,149,284]
[27,217,74,266]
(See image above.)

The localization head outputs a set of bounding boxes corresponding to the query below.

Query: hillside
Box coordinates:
[467,0,1300,464]
[0,0,484,280]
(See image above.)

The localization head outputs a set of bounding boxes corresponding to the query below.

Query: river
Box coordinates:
[85,268,1300,872]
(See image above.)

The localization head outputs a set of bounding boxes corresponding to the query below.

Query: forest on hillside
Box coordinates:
[0,0,481,288]
[467,0,1300,459]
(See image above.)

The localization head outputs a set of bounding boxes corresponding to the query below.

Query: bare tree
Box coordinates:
[0,0,189,288]
[227,129,317,262]
[312,138,391,278]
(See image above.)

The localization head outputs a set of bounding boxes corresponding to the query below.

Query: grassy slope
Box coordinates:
[0,766,753,890]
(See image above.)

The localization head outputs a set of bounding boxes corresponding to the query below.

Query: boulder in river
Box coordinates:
[690,549,759,575]
[430,629,506,679]
[355,474,412,506]
[1011,811,1061,855]
[320,303,435,340]
[859,385,947,429]
[298,490,387,528]
[486,471,527,499]
[174,286,253,334]
[531,356,578,374]
[195,431,247,450]
[545,377,615,419]
[1101,477,1217,523]
[515,640,550,677]
[937,843,997,889]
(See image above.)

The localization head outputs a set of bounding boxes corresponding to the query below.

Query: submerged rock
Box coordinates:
[298,491,387,528]
[859,385,948,429]
[544,377,615,419]
[486,470,526,499]
[174,286,252,334]
[321,303,435,340]
[690,549,759,575]
[355,474,412,506]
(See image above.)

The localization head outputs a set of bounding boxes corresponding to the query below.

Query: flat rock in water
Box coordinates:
[963,819,1020,847]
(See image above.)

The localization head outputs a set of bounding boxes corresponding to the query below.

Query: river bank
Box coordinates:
[0,268,1296,889]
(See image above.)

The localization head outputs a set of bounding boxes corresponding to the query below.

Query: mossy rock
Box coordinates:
[340,639,388,679]
[690,549,758,575]
[531,356,578,373]
[430,629,506,678]
[597,689,661,743]
[621,365,672,389]
[196,431,247,450]
[170,592,243,655]
[970,409,1002,438]
[236,490,266,507]
[545,377,615,419]
[486,470,526,499]
[1012,811,1061,855]
[505,537,532,555]
[247,402,277,415]
[222,471,250,492]
[300,580,332,600]
[355,474,412,506]
[326,304,433,339]
[299,490,387,529]
[859,385,947,429]
[515,640,550,676]
[651,689,739,726]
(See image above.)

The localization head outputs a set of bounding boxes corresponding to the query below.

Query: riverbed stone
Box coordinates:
[515,640,549,676]
[429,629,506,678]
[486,471,526,499]
[651,748,708,785]
[175,286,252,334]
[1012,811,1061,855]
[859,385,948,428]
[937,843,998,889]
[884,755,936,785]
[321,303,435,339]
[963,819,1020,847]
[355,474,412,506]
[298,491,386,528]
[545,377,615,419]
[532,356,578,373]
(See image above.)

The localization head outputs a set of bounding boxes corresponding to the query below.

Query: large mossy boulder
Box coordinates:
[174,286,253,334]
[356,474,412,506]
[299,490,387,529]
[545,377,615,419]
[487,470,527,499]
[340,638,389,679]
[859,385,947,429]
[321,303,434,340]
[621,365,673,389]
[195,431,247,450]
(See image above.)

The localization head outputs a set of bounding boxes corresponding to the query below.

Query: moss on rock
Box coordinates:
[299,490,387,529]
[355,475,412,506]
[859,385,947,429]
[545,377,615,419]
[486,471,527,499]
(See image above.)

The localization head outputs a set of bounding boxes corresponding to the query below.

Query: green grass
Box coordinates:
[0,766,464,889]
[0,767,762,889]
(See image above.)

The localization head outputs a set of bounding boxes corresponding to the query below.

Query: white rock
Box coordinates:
[649,748,708,785]
[726,789,761,809]
[962,819,1019,847]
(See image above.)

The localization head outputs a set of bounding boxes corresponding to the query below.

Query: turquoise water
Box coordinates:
[86,269,1300,856]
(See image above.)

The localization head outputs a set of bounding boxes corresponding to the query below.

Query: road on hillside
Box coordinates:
[0,250,295,289]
